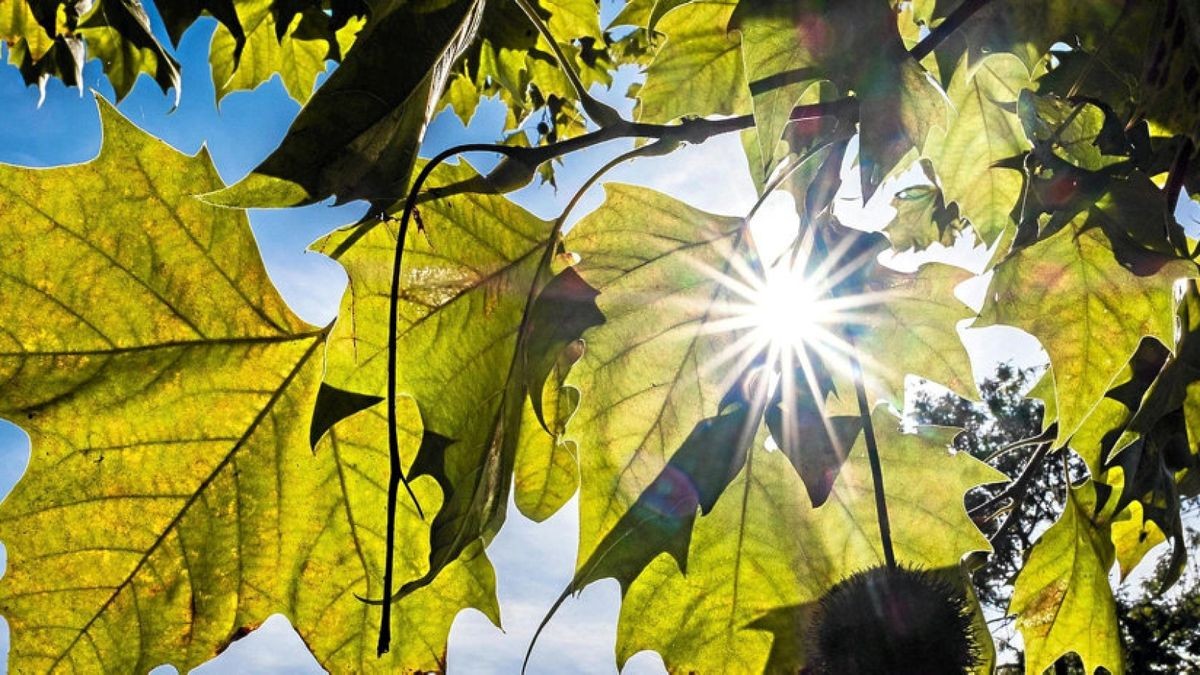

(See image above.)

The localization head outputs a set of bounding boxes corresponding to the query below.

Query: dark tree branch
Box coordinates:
[982,426,1056,464]
[977,442,1053,550]
[909,0,995,62]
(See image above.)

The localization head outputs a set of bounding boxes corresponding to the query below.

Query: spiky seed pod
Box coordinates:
[806,565,979,675]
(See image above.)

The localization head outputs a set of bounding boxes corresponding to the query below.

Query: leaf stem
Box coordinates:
[848,340,896,569]
[377,141,508,656]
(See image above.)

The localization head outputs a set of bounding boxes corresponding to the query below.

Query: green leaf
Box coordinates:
[1069,338,1169,476]
[860,263,977,404]
[571,397,764,591]
[158,0,242,51]
[206,0,485,209]
[77,0,182,103]
[209,0,356,103]
[978,211,1195,445]
[609,0,652,28]
[434,0,615,145]
[312,159,584,597]
[513,382,581,521]
[542,0,602,41]
[522,266,605,437]
[1010,480,1123,675]
[729,0,948,201]
[1028,366,1057,432]
[513,266,603,521]
[309,382,383,448]
[935,0,1125,70]
[728,0,823,175]
[884,175,963,252]
[0,0,56,60]
[0,99,494,672]
[635,0,750,123]
[857,57,948,203]
[1018,91,1128,172]
[1092,285,1200,585]
[311,404,501,673]
[924,53,1031,246]
[1110,500,1165,581]
[7,33,85,97]
[610,0,686,32]
[615,412,1002,673]
[537,187,993,673]
[765,357,862,507]
[560,184,749,572]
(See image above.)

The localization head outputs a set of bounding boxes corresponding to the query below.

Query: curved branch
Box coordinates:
[376,141,517,656]
[982,426,1056,464]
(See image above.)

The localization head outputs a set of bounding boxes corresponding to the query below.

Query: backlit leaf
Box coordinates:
[560,184,749,573]
[730,0,948,201]
[635,0,750,123]
[313,159,590,598]
[0,99,493,673]
[924,53,1031,246]
[209,0,356,103]
[979,204,1194,445]
[77,0,181,102]
[1010,480,1123,675]
[616,412,1002,673]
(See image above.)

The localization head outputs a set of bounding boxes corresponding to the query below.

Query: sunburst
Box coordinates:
[690,210,898,464]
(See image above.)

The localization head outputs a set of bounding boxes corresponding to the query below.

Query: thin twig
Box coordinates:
[982,427,1055,464]
[973,441,1052,520]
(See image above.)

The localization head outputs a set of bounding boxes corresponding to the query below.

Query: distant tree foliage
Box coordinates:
[914,367,1200,673]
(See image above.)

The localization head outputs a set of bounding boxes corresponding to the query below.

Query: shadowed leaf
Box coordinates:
[206,0,485,208]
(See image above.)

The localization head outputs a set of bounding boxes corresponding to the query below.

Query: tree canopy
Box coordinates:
[2,0,1200,673]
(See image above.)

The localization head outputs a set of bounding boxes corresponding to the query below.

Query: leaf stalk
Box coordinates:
[849,341,896,568]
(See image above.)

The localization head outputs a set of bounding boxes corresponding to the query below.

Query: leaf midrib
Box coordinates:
[0,330,326,358]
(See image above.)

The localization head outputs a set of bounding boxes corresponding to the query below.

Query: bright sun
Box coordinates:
[694,193,891,411]
[746,262,828,355]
